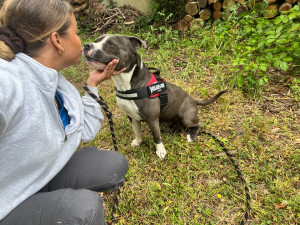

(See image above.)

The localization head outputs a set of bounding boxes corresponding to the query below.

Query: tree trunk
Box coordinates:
[279,2,292,12]
[185,2,199,16]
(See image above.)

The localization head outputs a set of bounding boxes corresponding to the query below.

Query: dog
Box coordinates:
[83,34,227,159]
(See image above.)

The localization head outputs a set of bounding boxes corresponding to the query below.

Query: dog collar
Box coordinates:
[115,68,168,109]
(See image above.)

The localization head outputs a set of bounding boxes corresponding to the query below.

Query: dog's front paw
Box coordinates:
[131,138,142,147]
[155,143,167,159]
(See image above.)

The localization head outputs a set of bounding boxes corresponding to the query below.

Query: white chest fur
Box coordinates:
[112,65,142,121]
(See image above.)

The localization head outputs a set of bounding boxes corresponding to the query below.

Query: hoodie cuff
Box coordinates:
[84,86,100,98]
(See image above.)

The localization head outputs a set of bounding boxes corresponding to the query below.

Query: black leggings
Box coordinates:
[0,147,129,225]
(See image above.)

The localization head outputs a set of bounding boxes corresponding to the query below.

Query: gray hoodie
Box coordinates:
[0,53,104,220]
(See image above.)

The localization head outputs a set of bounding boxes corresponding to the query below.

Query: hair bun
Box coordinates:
[0,27,25,54]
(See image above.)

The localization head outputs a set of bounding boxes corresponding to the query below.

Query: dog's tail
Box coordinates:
[196,90,228,106]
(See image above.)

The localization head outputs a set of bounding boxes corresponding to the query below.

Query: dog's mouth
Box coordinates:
[84,55,109,71]
[82,49,107,71]
[86,60,107,71]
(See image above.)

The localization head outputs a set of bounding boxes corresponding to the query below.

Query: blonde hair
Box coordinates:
[0,0,73,61]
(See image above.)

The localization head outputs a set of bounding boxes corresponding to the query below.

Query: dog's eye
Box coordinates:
[107,41,115,48]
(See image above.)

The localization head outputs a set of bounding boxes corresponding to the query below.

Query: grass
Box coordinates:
[62,24,299,224]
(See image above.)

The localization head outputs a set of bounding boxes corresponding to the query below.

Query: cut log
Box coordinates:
[73,2,88,13]
[223,0,236,10]
[190,18,205,30]
[198,0,208,8]
[237,4,248,16]
[176,19,190,32]
[248,0,264,8]
[213,10,222,19]
[285,0,297,3]
[185,2,199,16]
[264,4,279,18]
[213,2,222,10]
[72,0,86,4]
[184,15,193,23]
[208,0,217,4]
[247,0,257,8]
[279,2,292,12]
[199,9,211,20]
[266,0,277,4]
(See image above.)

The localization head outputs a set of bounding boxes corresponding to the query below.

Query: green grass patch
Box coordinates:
[63,10,299,224]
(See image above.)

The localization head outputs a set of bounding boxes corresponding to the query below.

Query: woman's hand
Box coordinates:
[86,59,126,87]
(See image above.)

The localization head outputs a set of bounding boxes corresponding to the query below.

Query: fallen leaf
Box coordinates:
[274,203,287,209]
[271,128,280,133]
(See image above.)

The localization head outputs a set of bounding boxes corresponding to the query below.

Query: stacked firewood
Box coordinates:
[176,0,299,32]
[264,0,298,18]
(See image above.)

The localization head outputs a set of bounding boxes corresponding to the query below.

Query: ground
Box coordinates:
[63,29,299,224]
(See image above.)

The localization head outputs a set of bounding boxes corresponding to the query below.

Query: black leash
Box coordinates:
[84,85,250,225]
[83,85,119,225]
[200,131,251,225]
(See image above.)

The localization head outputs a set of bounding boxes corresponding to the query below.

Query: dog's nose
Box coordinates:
[84,43,93,51]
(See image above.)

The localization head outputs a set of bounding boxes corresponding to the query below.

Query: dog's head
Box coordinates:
[83,34,147,71]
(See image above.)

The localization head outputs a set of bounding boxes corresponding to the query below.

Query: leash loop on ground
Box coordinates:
[200,131,251,225]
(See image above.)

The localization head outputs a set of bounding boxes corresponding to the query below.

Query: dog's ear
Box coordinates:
[127,36,147,52]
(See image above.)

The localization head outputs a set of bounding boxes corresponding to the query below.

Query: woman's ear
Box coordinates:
[50,32,65,54]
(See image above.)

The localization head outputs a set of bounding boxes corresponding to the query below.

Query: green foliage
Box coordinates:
[184,5,300,96]
[230,5,300,94]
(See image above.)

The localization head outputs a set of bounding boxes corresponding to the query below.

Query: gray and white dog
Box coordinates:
[83,34,227,159]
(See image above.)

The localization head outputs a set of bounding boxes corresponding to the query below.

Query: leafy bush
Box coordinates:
[230,5,300,94]
[190,5,299,96]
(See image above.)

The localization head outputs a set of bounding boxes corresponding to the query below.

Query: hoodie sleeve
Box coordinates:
[81,86,105,142]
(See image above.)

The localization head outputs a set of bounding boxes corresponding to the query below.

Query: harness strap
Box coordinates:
[115,68,168,109]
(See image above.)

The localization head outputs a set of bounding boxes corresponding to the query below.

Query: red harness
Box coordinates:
[115,68,168,109]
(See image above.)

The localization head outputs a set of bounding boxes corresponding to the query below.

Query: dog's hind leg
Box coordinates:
[130,118,143,147]
[146,118,166,159]
[180,105,201,142]
[187,123,201,142]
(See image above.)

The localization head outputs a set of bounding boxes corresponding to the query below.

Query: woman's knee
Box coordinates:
[76,147,129,191]
[0,189,106,225]
[56,189,106,225]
